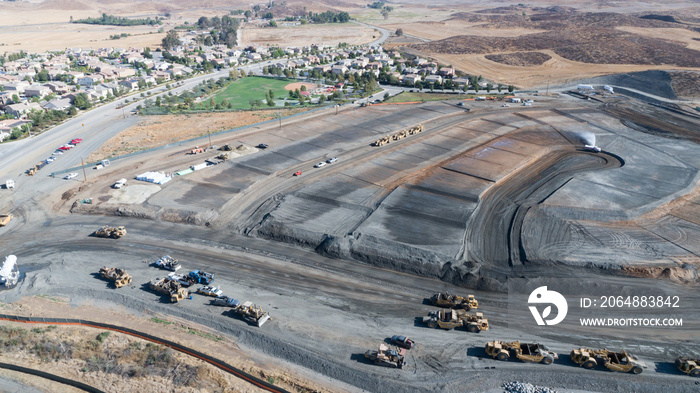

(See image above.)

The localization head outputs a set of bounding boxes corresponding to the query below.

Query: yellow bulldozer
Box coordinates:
[94,225,127,239]
[99,267,132,288]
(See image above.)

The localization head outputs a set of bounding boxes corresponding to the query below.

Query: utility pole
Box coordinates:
[80,156,87,183]
[207,127,212,149]
[278,111,282,129]
[546,80,550,95]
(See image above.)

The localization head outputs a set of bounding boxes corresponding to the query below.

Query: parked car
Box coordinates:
[391,335,415,350]
[64,173,78,180]
[293,171,302,176]
[314,162,326,168]
[196,285,223,297]
[326,157,338,164]
[257,143,269,149]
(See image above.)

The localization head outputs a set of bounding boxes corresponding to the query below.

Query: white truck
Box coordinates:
[112,178,127,189]
[5,180,14,189]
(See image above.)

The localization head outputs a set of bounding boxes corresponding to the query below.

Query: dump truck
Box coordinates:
[216,153,229,161]
[430,292,478,310]
[485,341,558,364]
[149,277,189,302]
[365,344,405,369]
[0,214,12,227]
[230,301,271,327]
[570,348,646,374]
[189,270,213,284]
[676,356,700,377]
[423,309,489,333]
[94,225,126,238]
[372,136,390,147]
[155,255,181,271]
[99,267,132,288]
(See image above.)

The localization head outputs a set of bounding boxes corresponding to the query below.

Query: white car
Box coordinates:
[53,151,63,155]
[64,173,78,180]
[326,157,338,164]
[314,162,326,168]
[196,285,223,297]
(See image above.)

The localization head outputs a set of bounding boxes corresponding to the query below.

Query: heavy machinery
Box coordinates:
[94,225,127,239]
[220,144,233,151]
[570,348,646,374]
[365,344,405,369]
[372,136,390,147]
[676,356,700,377]
[189,270,213,284]
[485,341,558,364]
[229,301,271,327]
[190,146,204,154]
[149,277,189,302]
[216,153,229,161]
[155,255,181,271]
[99,267,132,288]
[0,214,13,227]
[423,309,489,333]
[27,165,37,176]
[430,292,479,310]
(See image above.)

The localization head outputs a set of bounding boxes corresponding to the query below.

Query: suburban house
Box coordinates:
[439,67,455,77]
[404,74,421,84]
[41,97,72,111]
[313,64,332,73]
[331,65,348,75]
[5,101,43,118]
[77,74,104,87]
[424,75,443,85]
[23,85,51,98]
[44,81,72,95]
[119,78,140,92]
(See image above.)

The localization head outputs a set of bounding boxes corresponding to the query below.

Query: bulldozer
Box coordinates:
[216,153,229,161]
[220,144,233,151]
[423,309,489,333]
[149,277,189,302]
[676,356,700,377]
[570,348,646,374]
[99,267,132,288]
[485,341,558,364]
[430,292,478,311]
[230,301,271,327]
[27,165,37,176]
[94,225,127,239]
[365,344,405,369]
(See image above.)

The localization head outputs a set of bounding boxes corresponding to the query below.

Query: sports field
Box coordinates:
[211,76,294,109]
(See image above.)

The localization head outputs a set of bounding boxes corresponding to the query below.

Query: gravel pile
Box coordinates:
[502,381,558,393]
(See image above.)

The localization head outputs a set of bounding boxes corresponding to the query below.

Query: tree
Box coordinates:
[508,85,514,93]
[486,83,493,93]
[395,28,403,36]
[383,92,390,100]
[11,94,19,103]
[155,96,161,106]
[240,69,247,77]
[318,94,326,104]
[268,89,275,99]
[244,10,252,19]
[497,84,503,93]
[300,85,307,91]
[380,8,390,20]
[71,93,91,110]
[162,30,181,50]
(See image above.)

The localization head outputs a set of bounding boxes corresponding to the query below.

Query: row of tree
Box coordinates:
[73,13,162,26]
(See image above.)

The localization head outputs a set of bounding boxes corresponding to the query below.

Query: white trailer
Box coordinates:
[0,255,19,287]
[577,84,594,91]
[190,163,208,171]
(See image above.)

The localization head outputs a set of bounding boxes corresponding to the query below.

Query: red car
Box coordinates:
[58,146,71,151]
[71,138,83,144]
[293,171,302,176]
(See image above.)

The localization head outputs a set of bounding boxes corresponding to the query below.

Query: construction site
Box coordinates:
[1,83,700,392]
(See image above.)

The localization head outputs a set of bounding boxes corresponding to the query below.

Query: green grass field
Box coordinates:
[210,76,294,109]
